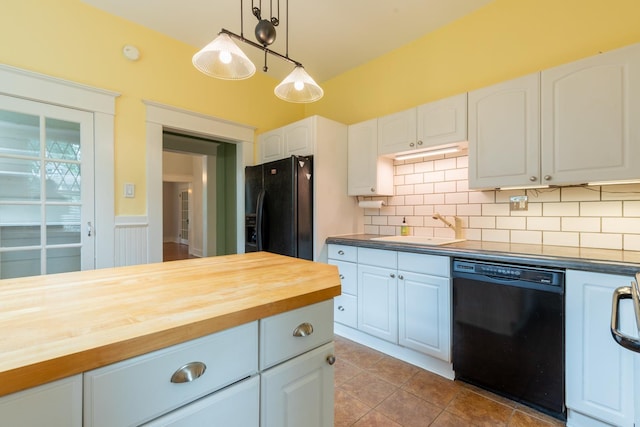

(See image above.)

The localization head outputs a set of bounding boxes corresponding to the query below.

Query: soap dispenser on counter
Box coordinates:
[400,217,409,236]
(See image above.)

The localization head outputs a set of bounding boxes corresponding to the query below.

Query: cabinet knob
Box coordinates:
[370,187,375,193]
[544,175,552,181]
[417,140,423,146]
[338,250,345,255]
[293,322,314,337]
[326,355,336,365]
[409,142,415,147]
[337,305,345,311]
[529,176,537,182]
[398,274,404,280]
[339,274,345,280]
[390,273,396,278]
[170,361,207,383]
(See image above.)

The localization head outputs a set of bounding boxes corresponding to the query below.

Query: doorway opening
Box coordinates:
[162,131,237,262]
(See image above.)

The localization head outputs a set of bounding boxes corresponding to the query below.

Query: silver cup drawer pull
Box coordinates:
[170,361,207,383]
[293,322,314,337]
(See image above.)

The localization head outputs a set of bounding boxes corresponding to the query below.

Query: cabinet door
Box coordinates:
[541,43,640,185]
[0,375,82,427]
[377,108,417,156]
[259,130,284,163]
[261,342,335,427]
[283,118,314,157]
[468,73,540,189]
[417,93,467,148]
[142,376,259,427]
[566,270,635,427]
[328,259,357,295]
[347,118,393,196]
[358,264,398,343]
[398,272,451,361]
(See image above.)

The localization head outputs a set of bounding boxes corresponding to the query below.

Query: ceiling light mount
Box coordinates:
[192,0,323,103]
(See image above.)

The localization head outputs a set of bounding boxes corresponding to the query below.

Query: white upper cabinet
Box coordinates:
[378,94,468,157]
[469,42,640,190]
[541,43,640,185]
[347,118,393,196]
[258,117,313,163]
[468,73,540,189]
[416,93,467,148]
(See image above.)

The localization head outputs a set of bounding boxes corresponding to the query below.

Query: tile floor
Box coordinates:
[334,335,566,427]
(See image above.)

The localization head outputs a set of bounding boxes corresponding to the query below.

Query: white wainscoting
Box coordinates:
[114,216,149,267]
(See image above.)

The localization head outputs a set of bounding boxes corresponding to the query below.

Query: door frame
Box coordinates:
[0,64,117,269]
[145,101,255,263]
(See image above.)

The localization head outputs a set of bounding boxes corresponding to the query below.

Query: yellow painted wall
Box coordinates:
[1,0,304,215]
[307,0,640,124]
[4,0,640,215]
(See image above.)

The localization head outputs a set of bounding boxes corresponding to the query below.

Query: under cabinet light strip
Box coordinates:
[395,146,460,161]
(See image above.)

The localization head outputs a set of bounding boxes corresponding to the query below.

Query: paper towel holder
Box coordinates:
[358,200,386,209]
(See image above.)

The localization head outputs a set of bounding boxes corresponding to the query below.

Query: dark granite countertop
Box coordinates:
[327,234,640,276]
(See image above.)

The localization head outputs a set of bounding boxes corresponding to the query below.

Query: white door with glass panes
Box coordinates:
[0,95,94,278]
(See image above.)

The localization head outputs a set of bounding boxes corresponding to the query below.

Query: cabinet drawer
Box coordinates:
[398,252,450,277]
[358,247,397,269]
[334,294,357,328]
[328,244,357,262]
[328,259,357,295]
[84,322,258,427]
[260,300,333,370]
[142,376,259,427]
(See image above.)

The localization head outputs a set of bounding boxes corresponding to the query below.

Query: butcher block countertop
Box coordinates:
[0,252,340,397]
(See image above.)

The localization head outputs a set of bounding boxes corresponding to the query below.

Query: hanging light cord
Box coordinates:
[220,0,301,69]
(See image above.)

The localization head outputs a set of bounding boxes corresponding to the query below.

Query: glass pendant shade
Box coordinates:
[192,33,256,80]
[274,66,324,103]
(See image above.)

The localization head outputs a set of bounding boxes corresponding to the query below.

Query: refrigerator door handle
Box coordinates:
[610,284,640,353]
[256,189,266,251]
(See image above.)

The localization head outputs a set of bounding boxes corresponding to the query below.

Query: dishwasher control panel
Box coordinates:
[453,259,564,286]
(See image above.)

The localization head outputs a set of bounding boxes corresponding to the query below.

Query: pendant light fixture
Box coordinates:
[192,0,323,103]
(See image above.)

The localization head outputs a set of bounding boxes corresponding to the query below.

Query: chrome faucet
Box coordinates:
[432,213,463,239]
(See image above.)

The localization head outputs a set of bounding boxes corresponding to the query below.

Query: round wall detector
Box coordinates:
[122,45,140,61]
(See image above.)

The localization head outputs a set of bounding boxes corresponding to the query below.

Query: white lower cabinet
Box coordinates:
[566,270,636,427]
[358,249,398,343]
[142,376,259,427]
[0,375,82,427]
[261,343,335,427]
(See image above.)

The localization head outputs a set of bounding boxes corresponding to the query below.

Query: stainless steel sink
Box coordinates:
[370,235,465,246]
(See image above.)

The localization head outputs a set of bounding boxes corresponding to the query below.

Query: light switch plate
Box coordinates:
[124,183,135,198]
[510,195,528,211]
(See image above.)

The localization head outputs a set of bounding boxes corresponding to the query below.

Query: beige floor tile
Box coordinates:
[402,370,463,408]
[509,409,562,427]
[353,410,403,427]
[334,357,363,387]
[430,410,475,427]
[377,389,443,427]
[341,371,397,407]
[446,389,514,427]
[334,387,372,427]
[366,355,420,386]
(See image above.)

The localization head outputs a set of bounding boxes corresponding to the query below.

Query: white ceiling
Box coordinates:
[81,0,493,83]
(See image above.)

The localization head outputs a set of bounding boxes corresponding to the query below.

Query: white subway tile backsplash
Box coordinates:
[602,217,640,234]
[527,217,561,231]
[624,201,640,217]
[435,181,457,194]
[435,158,457,171]
[482,229,510,243]
[424,171,446,183]
[580,201,623,217]
[414,183,435,194]
[543,202,579,217]
[482,203,510,216]
[496,216,526,230]
[543,231,580,247]
[362,154,640,251]
[581,233,622,250]
[470,216,496,229]
[561,186,600,202]
[445,192,468,204]
[469,191,496,204]
[511,230,542,245]
[562,217,601,233]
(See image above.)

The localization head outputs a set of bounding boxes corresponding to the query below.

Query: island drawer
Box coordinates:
[83,322,258,427]
[328,244,357,262]
[260,299,333,370]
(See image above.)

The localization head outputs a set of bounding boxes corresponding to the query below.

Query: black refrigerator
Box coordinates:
[245,155,313,260]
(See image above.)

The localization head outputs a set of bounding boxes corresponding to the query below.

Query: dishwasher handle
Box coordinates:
[610,284,640,353]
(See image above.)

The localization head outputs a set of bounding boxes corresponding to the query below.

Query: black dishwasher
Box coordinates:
[452,259,565,420]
